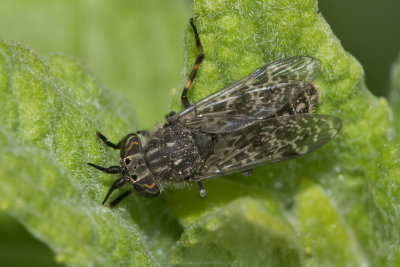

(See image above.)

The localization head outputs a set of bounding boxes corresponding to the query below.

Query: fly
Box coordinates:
[88,18,342,207]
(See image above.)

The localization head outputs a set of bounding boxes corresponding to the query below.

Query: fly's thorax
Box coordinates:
[120,133,160,197]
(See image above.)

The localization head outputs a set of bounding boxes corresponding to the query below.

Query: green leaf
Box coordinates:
[390,53,400,133]
[0,41,179,266]
[0,212,61,266]
[169,0,399,266]
[0,0,188,129]
[1,0,399,266]
[171,197,303,266]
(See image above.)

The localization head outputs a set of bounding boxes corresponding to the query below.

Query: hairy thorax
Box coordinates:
[143,121,213,184]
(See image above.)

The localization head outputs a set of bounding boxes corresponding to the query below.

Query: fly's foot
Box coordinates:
[197,181,207,198]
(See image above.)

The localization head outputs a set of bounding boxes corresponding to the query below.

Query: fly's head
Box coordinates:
[120,133,160,197]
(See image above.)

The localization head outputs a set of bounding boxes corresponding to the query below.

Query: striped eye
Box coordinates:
[125,158,131,165]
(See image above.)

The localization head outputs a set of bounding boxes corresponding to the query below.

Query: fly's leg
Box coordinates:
[197,181,207,198]
[87,163,122,174]
[89,131,133,207]
[109,190,132,208]
[181,18,205,108]
[240,169,253,176]
[96,131,122,149]
[102,177,127,205]
[89,131,122,169]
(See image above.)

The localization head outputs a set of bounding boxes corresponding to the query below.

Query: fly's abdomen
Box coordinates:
[144,124,212,182]
[275,82,319,116]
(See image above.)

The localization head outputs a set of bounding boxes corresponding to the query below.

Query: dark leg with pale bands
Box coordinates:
[181,18,205,108]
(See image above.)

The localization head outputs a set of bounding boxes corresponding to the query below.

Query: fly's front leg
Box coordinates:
[109,190,132,208]
[181,18,205,108]
[88,131,124,173]
[102,177,127,205]
[96,131,122,149]
[87,163,122,174]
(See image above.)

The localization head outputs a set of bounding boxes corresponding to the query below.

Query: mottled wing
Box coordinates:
[191,114,342,181]
[198,81,319,133]
[179,56,322,132]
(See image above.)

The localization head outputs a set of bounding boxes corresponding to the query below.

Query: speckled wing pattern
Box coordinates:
[176,56,341,181]
[191,114,342,180]
[179,56,323,133]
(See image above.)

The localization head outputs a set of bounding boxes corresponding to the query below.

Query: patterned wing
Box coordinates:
[191,114,342,181]
[198,81,320,133]
[178,56,322,132]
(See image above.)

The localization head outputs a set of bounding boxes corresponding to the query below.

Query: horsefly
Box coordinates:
[88,18,341,207]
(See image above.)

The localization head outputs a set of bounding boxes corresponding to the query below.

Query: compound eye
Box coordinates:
[125,158,131,165]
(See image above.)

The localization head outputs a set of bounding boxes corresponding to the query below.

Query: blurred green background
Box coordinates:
[0,0,399,266]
